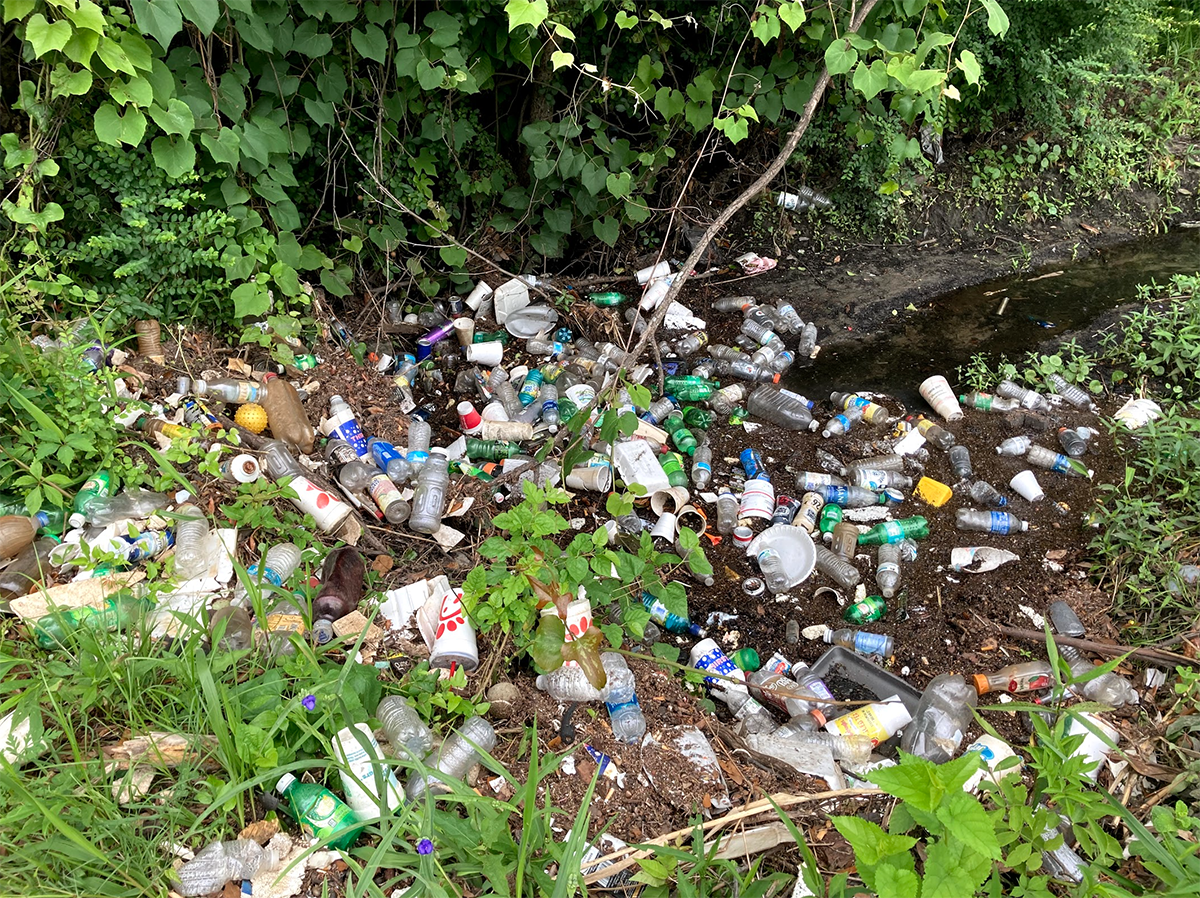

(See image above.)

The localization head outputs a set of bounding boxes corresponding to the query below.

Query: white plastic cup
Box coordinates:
[429,588,479,672]
[565,465,612,492]
[651,512,677,543]
[480,400,509,422]
[453,317,475,347]
[465,280,493,311]
[919,375,963,422]
[1063,712,1120,781]
[738,477,775,520]
[465,342,503,366]
[1009,469,1045,502]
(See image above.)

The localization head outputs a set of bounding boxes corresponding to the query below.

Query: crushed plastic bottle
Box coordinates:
[175,839,278,897]
[1056,427,1089,458]
[747,386,815,431]
[900,674,978,763]
[377,695,434,759]
[535,664,605,702]
[969,480,1009,507]
[814,545,861,589]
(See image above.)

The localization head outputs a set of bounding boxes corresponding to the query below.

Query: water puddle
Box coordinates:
[790,228,1200,405]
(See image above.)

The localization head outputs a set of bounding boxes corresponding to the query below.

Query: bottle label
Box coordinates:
[370,440,403,470]
[989,512,1013,534]
[881,521,903,541]
[329,411,368,456]
[643,594,687,632]
[692,644,739,686]
[828,705,890,747]
[693,461,711,474]
[298,790,359,842]
[368,474,404,515]
[247,562,284,587]
[605,695,641,716]
[822,485,849,505]
[851,632,891,656]
[265,613,305,636]
[877,561,900,577]
[126,531,173,562]
[81,473,111,499]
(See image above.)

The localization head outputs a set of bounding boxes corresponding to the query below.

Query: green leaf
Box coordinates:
[93,102,124,146]
[852,59,889,101]
[650,642,680,663]
[96,35,135,75]
[439,244,467,268]
[291,19,332,57]
[109,73,153,106]
[177,0,219,34]
[832,817,917,866]
[147,97,194,136]
[530,613,566,673]
[231,281,270,318]
[24,14,72,55]
[270,261,300,297]
[615,10,637,29]
[653,86,685,120]
[424,9,460,47]
[956,49,981,86]
[824,38,857,76]
[50,64,93,97]
[750,7,780,45]
[505,0,547,31]
[150,134,195,177]
[416,58,446,90]
[593,215,619,247]
[935,792,1002,860]
[873,862,921,898]
[61,26,98,65]
[119,106,147,144]
[922,837,992,898]
[869,753,944,812]
[351,24,387,63]
[66,0,106,33]
[605,171,632,198]
[130,0,183,49]
[4,0,36,22]
[778,0,806,31]
[551,49,574,70]
[980,0,1010,36]
[200,127,240,165]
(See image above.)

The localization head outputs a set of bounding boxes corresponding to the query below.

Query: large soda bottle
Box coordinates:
[900,674,978,763]
[747,386,815,431]
[260,373,315,454]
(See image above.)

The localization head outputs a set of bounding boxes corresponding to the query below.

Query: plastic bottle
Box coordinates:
[337,460,377,492]
[825,694,912,747]
[723,687,781,735]
[948,445,974,480]
[691,441,712,489]
[466,438,521,461]
[123,529,173,563]
[814,545,861,589]
[958,391,1019,413]
[848,468,912,491]
[748,669,823,717]
[313,547,366,622]
[642,396,676,426]
[844,595,887,624]
[602,653,647,743]
[32,590,151,649]
[818,503,843,539]
[367,437,413,484]
[660,452,688,488]
[716,358,780,384]
[709,383,747,415]
[756,548,791,593]
[641,592,704,636]
[535,663,605,702]
[972,661,1054,695]
[822,405,864,439]
[996,380,1050,412]
[408,715,498,799]
[798,322,818,357]
[172,503,211,580]
[663,413,698,456]
[661,375,717,401]
[830,522,859,560]
[969,480,1008,507]
[1056,427,1088,458]
[1059,647,1139,707]
[1047,373,1098,412]
[175,839,278,897]
[68,490,169,528]
[1026,444,1090,478]
[830,392,891,425]
[906,415,956,449]
[331,724,405,819]
[857,516,929,545]
[796,471,843,491]
[193,378,266,404]
[260,373,315,454]
[406,414,433,469]
[0,536,58,601]
[955,509,1029,533]
[234,542,302,606]
[774,726,873,763]
[716,488,739,535]
[70,470,111,529]
[824,627,893,657]
[812,485,893,507]
[409,451,450,534]
[262,597,307,656]
[369,473,410,524]
[276,773,361,851]
[0,515,42,560]
[899,674,978,763]
[997,436,1032,457]
[795,492,823,534]
[874,542,901,599]
[714,295,754,312]
[209,604,254,651]
[376,695,434,759]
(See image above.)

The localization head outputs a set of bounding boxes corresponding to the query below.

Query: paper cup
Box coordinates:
[675,504,708,538]
[919,374,963,422]
[1009,469,1044,502]
[429,587,479,672]
[650,485,690,515]
[465,280,493,311]
[453,317,475,347]
[566,464,612,492]
[651,512,678,543]
[480,420,533,441]
[457,401,482,434]
[465,342,503,366]
[1063,712,1119,781]
[733,526,754,547]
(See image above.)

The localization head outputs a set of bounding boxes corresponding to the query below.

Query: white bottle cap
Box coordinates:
[276,772,296,792]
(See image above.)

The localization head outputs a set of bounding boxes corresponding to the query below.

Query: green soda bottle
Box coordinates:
[71,470,110,528]
[858,516,929,546]
[659,451,688,488]
[732,647,761,672]
[276,772,361,850]
[465,438,521,461]
[473,330,510,345]
[33,590,150,649]
[682,406,713,430]
[843,595,888,624]
[818,503,843,536]
[589,292,627,307]
[662,375,718,402]
[662,413,698,456]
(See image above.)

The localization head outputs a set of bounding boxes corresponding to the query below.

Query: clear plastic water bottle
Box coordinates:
[717,358,780,384]
[822,405,864,439]
[716,488,739,535]
[406,414,432,469]
[824,627,894,657]
[900,674,978,763]
[948,445,973,480]
[376,695,434,759]
[814,545,861,589]
[1056,427,1088,458]
[642,396,676,425]
[1060,647,1138,706]
[996,380,1049,411]
[747,386,815,431]
[955,509,1029,533]
[775,301,805,333]
[1026,444,1090,478]
[535,664,604,702]
[772,727,872,764]
[691,441,712,489]
[713,295,755,312]
[708,383,746,415]
[234,542,302,605]
[540,382,560,429]
[1047,373,1098,412]
[406,716,497,800]
[996,435,1032,457]
[875,542,901,598]
[175,840,278,897]
[173,503,211,580]
[723,687,780,735]
[337,460,377,491]
[408,450,450,534]
[848,468,912,491]
[602,653,647,743]
[798,322,818,357]
[969,480,1008,506]
[757,548,791,593]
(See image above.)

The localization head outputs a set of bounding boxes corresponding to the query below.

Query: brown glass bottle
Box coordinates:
[312,548,366,622]
[261,373,315,454]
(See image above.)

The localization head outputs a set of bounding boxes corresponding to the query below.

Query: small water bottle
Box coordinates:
[875,542,901,598]
[716,488,739,535]
[602,653,646,743]
[996,435,1032,457]
[969,480,1008,506]
[691,441,712,489]
[1057,427,1088,458]
[757,548,790,593]
[1047,373,1097,412]
[814,545,861,589]
[406,716,497,800]
[406,414,432,469]
[376,695,434,759]
[955,509,1029,533]
[948,445,973,480]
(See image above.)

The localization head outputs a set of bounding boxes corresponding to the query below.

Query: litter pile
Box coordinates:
[0,267,1184,896]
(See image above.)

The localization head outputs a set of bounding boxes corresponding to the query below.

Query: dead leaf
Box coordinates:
[239,819,280,844]
[226,358,253,377]
[370,554,394,575]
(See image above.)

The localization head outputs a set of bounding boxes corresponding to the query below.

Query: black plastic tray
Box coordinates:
[810,646,922,717]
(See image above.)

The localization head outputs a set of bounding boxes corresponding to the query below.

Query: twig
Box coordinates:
[988,623,1200,668]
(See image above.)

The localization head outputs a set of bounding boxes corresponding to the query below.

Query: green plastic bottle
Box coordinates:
[661,375,718,402]
[857,516,929,546]
[465,438,521,461]
[71,470,111,529]
[32,589,150,649]
[662,413,698,456]
[589,292,628,307]
[659,451,688,488]
[843,595,888,624]
[732,647,761,672]
[818,504,843,536]
[473,330,510,345]
[277,772,361,850]
[681,406,713,430]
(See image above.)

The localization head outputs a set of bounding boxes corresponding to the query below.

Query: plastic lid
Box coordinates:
[276,772,296,792]
[68,512,85,529]
[971,674,990,695]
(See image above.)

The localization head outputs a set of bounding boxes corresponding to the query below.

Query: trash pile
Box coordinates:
[0,274,1176,895]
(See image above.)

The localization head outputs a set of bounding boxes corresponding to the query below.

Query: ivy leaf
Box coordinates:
[231,281,270,318]
[956,49,981,86]
[66,0,106,33]
[936,792,1002,860]
[550,49,574,70]
[130,0,183,49]
[505,0,547,31]
[439,244,467,268]
[50,65,93,97]
[980,0,1010,37]
[593,215,619,247]
[200,127,239,165]
[5,0,37,22]
[292,19,332,57]
[750,7,780,45]
[93,102,124,145]
[176,0,219,35]
[605,171,632,198]
[351,24,387,63]
[650,641,680,663]
[416,59,446,90]
[580,160,607,196]
[852,59,889,101]
[148,97,194,136]
[824,38,857,76]
[653,86,685,121]
[615,10,637,29]
[778,1,806,31]
[24,14,72,55]
[529,613,566,673]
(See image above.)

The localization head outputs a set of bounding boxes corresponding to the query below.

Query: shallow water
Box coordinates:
[788,228,1200,405]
